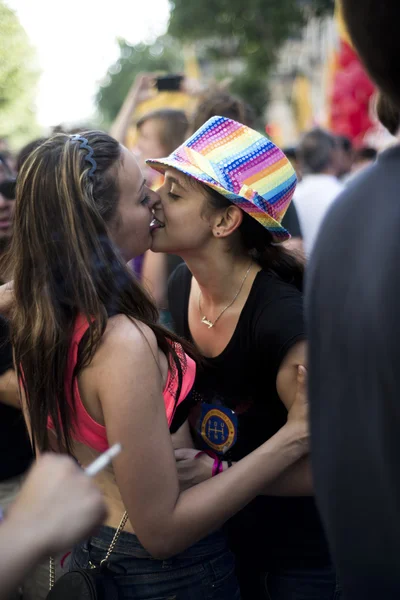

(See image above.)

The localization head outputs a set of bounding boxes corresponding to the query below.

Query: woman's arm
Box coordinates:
[174,361,312,496]
[94,316,308,559]
[171,419,195,450]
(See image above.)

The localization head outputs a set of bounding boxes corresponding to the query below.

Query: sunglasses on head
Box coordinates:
[0,179,16,200]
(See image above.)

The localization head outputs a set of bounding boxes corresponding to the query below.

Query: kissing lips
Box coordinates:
[150,216,165,232]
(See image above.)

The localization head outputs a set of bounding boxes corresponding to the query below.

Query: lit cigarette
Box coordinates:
[84,443,122,477]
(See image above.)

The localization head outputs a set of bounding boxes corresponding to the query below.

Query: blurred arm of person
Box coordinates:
[109,74,157,144]
[0,454,108,600]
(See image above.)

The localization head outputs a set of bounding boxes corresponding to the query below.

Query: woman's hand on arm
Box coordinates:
[174,448,214,491]
[174,362,312,496]
[259,361,313,498]
[276,341,308,450]
[267,341,313,495]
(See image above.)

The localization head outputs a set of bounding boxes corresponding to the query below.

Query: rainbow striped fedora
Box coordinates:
[146,116,297,242]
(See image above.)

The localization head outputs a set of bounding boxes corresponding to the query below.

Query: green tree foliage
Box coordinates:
[168,0,334,116]
[96,36,183,126]
[0,1,39,148]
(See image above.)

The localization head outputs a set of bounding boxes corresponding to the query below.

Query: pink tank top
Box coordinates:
[48,315,196,452]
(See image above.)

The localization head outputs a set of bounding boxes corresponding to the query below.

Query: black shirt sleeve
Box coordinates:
[254,278,306,375]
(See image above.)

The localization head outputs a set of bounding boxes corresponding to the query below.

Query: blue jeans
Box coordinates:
[70,527,241,600]
[265,567,341,600]
[236,563,341,600]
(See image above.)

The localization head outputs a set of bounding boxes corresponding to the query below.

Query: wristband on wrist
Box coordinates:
[212,457,223,477]
[195,450,223,477]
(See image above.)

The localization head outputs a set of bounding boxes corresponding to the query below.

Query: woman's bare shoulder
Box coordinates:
[89,314,160,370]
[105,314,157,349]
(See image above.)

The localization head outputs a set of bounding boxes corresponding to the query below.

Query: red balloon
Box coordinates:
[328,40,375,147]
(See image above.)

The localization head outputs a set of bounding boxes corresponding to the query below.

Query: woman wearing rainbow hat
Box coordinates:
[147,116,338,599]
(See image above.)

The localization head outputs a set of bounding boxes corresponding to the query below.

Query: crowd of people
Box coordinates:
[0,1,400,599]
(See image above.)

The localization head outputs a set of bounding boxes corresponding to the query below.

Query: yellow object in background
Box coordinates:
[335,0,352,47]
[292,75,313,134]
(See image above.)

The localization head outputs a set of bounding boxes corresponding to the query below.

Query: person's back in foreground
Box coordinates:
[307,1,400,596]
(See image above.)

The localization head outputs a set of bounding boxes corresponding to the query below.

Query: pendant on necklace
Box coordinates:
[201,316,214,329]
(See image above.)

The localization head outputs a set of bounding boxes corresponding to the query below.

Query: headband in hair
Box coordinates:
[70,134,97,178]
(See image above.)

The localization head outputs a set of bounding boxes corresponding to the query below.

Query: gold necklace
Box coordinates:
[198,263,253,329]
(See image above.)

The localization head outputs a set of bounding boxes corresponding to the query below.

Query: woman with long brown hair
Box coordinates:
[9,131,308,599]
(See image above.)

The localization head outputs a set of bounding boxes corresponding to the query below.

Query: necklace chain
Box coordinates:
[198,263,253,329]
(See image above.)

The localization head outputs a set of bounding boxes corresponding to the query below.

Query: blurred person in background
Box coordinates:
[138,109,189,322]
[0,152,17,262]
[0,139,16,173]
[336,135,354,179]
[0,153,30,577]
[294,128,344,257]
[109,73,189,291]
[307,0,400,597]
[189,89,256,134]
[0,454,107,600]
[136,108,189,185]
[351,147,377,175]
[344,146,378,185]
[0,138,67,600]
[16,138,47,173]
[283,147,302,182]
[0,150,31,515]
[0,138,75,598]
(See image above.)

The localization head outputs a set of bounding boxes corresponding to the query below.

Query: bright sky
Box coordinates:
[6,0,170,128]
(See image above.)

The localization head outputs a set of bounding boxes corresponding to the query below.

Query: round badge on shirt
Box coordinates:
[199,403,238,455]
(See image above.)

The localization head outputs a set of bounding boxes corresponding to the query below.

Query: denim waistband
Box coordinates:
[89,526,228,560]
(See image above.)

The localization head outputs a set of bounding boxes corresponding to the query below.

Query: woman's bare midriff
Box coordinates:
[72,441,136,532]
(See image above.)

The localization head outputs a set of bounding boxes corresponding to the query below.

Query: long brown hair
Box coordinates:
[10,131,194,455]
